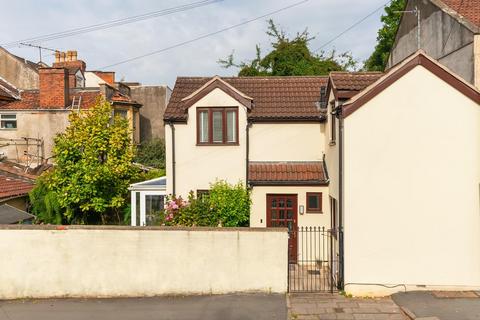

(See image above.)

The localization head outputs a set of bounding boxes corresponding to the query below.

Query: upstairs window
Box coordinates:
[0,114,17,129]
[197,107,238,145]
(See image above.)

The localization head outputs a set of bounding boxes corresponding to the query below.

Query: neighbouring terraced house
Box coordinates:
[0,50,141,165]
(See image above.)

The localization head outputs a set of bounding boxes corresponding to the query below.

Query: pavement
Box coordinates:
[392,291,480,320]
[0,294,286,320]
[288,293,408,320]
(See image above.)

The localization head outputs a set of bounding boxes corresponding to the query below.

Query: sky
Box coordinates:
[0,0,386,87]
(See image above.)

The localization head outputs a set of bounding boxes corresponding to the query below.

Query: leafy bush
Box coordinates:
[160,180,251,227]
[135,138,165,169]
[29,99,140,224]
[29,176,63,224]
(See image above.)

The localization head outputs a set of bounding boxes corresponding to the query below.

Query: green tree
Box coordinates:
[219,19,357,76]
[135,138,165,169]
[30,99,139,224]
[364,0,406,71]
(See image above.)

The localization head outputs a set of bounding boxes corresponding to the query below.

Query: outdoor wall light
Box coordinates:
[299,205,305,215]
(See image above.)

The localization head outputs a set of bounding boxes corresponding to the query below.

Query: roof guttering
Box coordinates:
[248,180,330,186]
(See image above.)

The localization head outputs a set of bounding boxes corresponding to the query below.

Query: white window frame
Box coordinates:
[131,190,167,226]
[0,113,17,130]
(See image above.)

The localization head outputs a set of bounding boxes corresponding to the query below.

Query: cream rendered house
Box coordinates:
[326,51,480,295]
[164,76,332,259]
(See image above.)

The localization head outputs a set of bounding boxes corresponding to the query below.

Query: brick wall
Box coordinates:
[39,68,69,108]
[53,60,86,74]
[93,71,115,85]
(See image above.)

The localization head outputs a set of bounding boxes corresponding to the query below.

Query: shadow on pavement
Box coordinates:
[392,291,480,320]
[0,294,286,320]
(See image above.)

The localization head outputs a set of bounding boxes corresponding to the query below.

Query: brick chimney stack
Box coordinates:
[39,67,69,108]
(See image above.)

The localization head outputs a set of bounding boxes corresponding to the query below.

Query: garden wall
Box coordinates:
[0,226,288,299]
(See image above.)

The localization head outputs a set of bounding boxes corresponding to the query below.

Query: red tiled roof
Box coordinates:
[248,161,328,185]
[0,90,39,110]
[110,91,140,106]
[330,72,383,92]
[0,173,34,200]
[165,76,328,122]
[441,0,480,28]
[69,90,101,109]
[0,89,125,110]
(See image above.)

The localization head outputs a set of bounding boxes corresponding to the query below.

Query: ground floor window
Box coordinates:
[196,189,210,200]
[0,114,17,129]
[306,192,322,213]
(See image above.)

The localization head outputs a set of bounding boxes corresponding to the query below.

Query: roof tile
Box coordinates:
[441,0,480,28]
[248,161,328,185]
[330,72,383,92]
[0,174,34,200]
[165,76,328,122]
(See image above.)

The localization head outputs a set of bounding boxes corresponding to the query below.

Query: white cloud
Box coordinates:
[1,0,385,87]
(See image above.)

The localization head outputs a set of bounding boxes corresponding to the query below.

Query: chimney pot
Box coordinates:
[55,51,61,63]
[72,51,77,61]
[60,52,66,62]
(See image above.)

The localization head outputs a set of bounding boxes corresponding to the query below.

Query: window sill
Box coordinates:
[196,143,239,146]
[306,211,323,214]
[0,128,17,131]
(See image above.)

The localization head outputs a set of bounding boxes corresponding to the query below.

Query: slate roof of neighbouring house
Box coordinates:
[164,76,328,122]
[248,161,328,185]
[0,204,34,224]
[440,0,480,29]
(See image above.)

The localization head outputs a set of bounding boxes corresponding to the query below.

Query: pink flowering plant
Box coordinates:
[162,195,187,225]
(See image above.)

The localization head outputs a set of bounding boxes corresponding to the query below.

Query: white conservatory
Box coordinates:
[129,177,167,226]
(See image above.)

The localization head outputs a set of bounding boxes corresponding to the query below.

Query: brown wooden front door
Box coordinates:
[266,194,298,263]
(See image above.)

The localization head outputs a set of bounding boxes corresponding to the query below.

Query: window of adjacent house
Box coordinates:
[0,114,17,129]
[330,102,336,143]
[306,192,322,213]
[114,109,128,119]
[197,107,238,145]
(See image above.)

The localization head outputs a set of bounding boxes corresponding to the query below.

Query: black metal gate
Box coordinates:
[288,226,343,293]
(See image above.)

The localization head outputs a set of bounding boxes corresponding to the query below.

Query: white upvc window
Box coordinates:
[0,114,17,129]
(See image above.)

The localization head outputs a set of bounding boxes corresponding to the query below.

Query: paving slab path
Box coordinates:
[288,293,408,320]
[0,294,286,320]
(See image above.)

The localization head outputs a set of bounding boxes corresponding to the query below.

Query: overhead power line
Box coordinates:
[1,0,222,48]
[313,0,392,52]
[98,0,309,69]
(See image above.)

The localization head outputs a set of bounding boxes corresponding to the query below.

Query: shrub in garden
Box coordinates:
[161,180,251,227]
